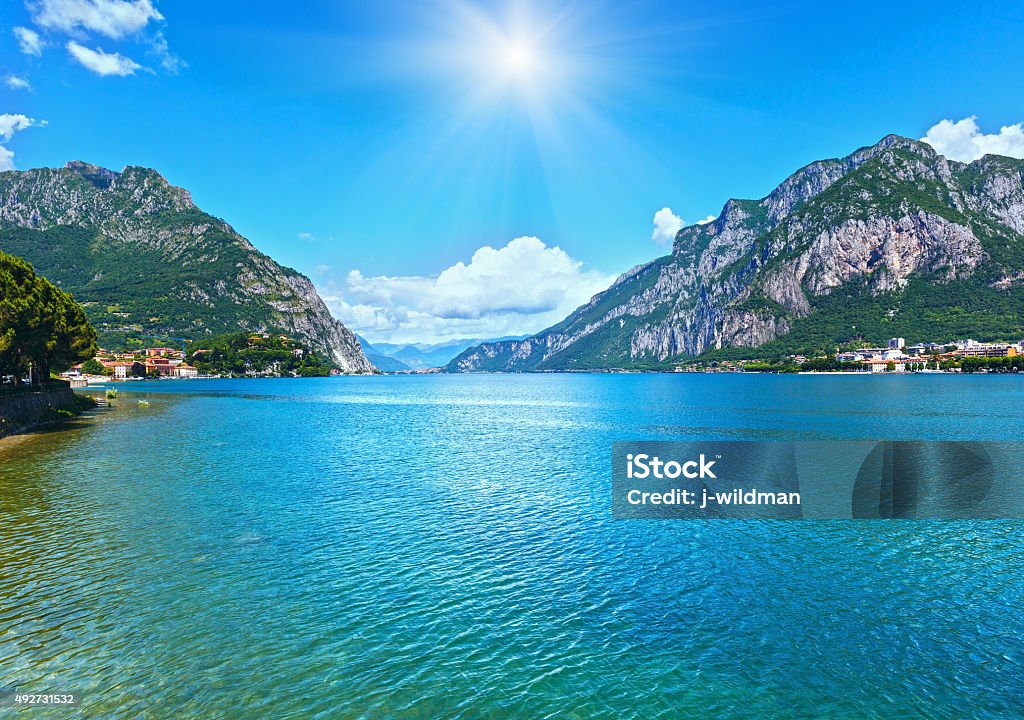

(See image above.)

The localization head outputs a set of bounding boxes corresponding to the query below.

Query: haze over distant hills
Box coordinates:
[0,161,373,372]
[355,336,411,372]
[359,336,528,371]
[449,135,1024,372]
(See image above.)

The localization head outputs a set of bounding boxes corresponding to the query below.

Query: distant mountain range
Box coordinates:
[355,336,412,372]
[0,161,373,372]
[359,336,528,371]
[448,135,1024,371]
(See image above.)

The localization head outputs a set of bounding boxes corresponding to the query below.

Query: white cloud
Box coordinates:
[921,116,1024,163]
[298,232,316,242]
[652,208,717,245]
[66,41,144,76]
[31,0,162,39]
[24,1,179,76]
[652,207,684,245]
[320,236,615,344]
[13,26,43,56]
[0,114,43,142]
[0,114,45,171]
[0,146,16,172]
[4,75,32,91]
[149,31,183,73]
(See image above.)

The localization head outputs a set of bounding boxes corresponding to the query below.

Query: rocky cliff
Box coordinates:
[0,161,374,372]
[449,135,1024,371]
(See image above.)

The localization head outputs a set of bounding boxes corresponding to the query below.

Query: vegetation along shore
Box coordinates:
[0,251,98,437]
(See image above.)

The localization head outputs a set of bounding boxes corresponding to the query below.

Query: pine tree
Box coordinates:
[0,252,97,384]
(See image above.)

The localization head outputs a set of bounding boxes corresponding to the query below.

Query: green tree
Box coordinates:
[81,358,109,375]
[0,252,97,384]
[187,331,335,377]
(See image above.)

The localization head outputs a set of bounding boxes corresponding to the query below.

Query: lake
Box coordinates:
[1,374,1022,718]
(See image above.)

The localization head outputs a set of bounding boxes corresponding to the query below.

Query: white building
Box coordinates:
[174,364,198,378]
[864,359,905,373]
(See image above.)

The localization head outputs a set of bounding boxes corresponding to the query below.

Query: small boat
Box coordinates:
[137,400,150,406]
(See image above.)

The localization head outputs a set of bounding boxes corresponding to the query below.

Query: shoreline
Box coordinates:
[0,431,35,454]
[0,412,95,453]
[70,369,1016,383]
[0,389,99,445]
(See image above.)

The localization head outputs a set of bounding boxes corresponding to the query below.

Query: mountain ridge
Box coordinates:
[0,161,374,373]
[448,135,1024,371]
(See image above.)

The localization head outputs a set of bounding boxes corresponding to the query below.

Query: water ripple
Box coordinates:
[1,374,1023,718]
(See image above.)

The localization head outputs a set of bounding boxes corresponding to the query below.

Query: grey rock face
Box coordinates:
[966,157,1024,234]
[719,311,790,349]
[796,213,983,295]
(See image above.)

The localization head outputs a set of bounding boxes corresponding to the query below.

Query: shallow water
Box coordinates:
[1,374,1022,718]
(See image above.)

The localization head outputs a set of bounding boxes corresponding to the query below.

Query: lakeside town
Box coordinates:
[58,333,346,386]
[54,334,1024,383]
[673,338,1024,374]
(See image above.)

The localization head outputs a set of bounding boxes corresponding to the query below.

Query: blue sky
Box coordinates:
[2,0,1023,342]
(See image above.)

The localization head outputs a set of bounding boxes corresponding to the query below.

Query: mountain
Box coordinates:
[373,336,529,370]
[356,335,412,372]
[448,135,1024,372]
[0,161,374,373]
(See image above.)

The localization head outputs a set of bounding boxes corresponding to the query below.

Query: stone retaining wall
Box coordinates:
[0,382,78,438]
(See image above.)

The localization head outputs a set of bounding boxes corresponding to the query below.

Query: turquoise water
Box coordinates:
[1,374,1022,718]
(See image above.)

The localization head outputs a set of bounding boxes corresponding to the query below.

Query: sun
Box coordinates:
[398,0,609,135]
[501,41,536,77]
